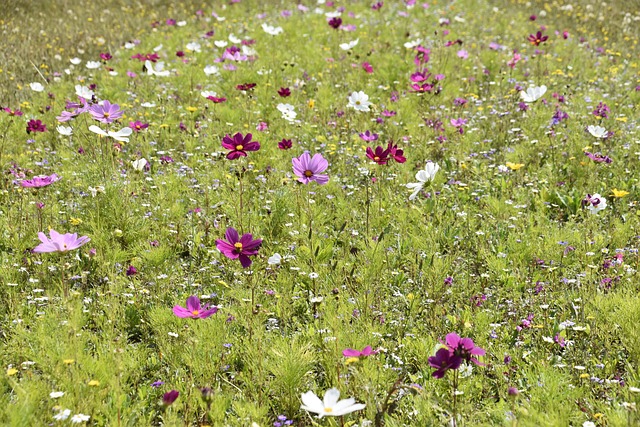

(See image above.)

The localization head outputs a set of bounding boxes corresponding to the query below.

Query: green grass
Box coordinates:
[1,0,640,426]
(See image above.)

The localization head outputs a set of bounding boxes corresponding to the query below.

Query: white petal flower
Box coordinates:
[204,65,220,76]
[268,253,282,265]
[186,42,201,52]
[214,40,228,48]
[587,125,607,138]
[262,23,283,35]
[300,388,366,418]
[201,90,217,98]
[70,413,90,424]
[347,91,372,112]
[57,126,73,136]
[49,391,65,398]
[339,39,359,50]
[586,193,607,215]
[75,85,94,99]
[85,61,101,69]
[228,34,241,44]
[30,82,45,92]
[277,103,297,122]
[145,60,170,77]
[70,57,82,65]
[53,409,71,421]
[406,161,439,200]
[89,125,133,143]
[132,158,148,172]
[520,85,547,103]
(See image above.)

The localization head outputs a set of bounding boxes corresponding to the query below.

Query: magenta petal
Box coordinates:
[199,307,218,318]
[173,306,193,318]
[185,296,201,312]
[342,348,361,357]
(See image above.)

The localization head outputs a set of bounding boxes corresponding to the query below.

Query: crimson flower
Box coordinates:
[221,132,260,159]
[207,96,227,103]
[328,17,342,29]
[26,119,47,134]
[236,83,256,91]
[278,87,291,97]
[387,142,406,163]
[528,31,548,46]
[216,227,262,268]
[366,145,391,165]
[278,139,293,150]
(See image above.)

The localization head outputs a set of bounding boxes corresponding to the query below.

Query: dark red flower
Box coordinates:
[278,139,293,150]
[366,145,391,165]
[278,87,291,97]
[221,132,260,159]
[26,119,47,134]
[528,31,548,46]
[236,83,256,91]
[207,96,227,103]
[328,17,342,29]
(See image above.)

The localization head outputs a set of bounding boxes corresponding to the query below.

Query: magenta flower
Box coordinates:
[366,145,390,165]
[129,121,149,132]
[216,227,262,268]
[387,142,406,163]
[528,31,548,46]
[292,152,329,185]
[221,132,260,160]
[20,174,60,188]
[359,130,379,142]
[162,390,179,406]
[3,107,23,116]
[33,230,90,253]
[342,345,378,357]
[89,100,123,123]
[444,332,486,366]
[278,139,293,150]
[173,296,218,319]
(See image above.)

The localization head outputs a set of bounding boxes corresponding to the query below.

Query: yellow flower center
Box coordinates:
[104,112,110,118]
[374,156,380,161]
[324,407,333,413]
[304,170,313,177]
[235,145,244,151]
[191,310,199,316]
[234,242,243,250]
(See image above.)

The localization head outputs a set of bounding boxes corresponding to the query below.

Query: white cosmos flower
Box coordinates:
[406,161,440,201]
[242,45,257,56]
[153,44,163,52]
[70,413,90,424]
[85,61,101,69]
[301,388,365,418]
[228,34,241,44]
[177,21,187,27]
[268,253,282,265]
[89,125,133,143]
[30,82,45,92]
[339,39,359,50]
[520,85,547,103]
[214,40,228,48]
[70,57,82,65]
[124,42,135,49]
[53,409,71,421]
[132,158,148,172]
[88,186,105,197]
[75,85,94,99]
[204,65,220,76]
[56,126,73,136]
[201,90,217,98]
[262,23,283,35]
[145,60,170,77]
[277,103,297,122]
[404,39,422,49]
[347,91,372,112]
[49,391,65,399]
[186,42,201,52]
[587,125,608,138]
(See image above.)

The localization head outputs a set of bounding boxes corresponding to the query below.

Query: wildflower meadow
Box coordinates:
[1,0,640,426]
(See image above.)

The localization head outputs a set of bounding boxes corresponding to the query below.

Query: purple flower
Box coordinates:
[173,296,218,319]
[89,100,123,123]
[20,174,60,188]
[129,121,149,132]
[428,348,462,378]
[292,152,329,185]
[221,132,260,160]
[278,139,293,150]
[33,230,90,253]
[151,380,165,388]
[359,130,379,142]
[216,227,262,268]
[162,390,179,406]
[445,332,486,366]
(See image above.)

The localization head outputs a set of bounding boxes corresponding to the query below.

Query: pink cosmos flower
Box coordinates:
[342,346,378,357]
[20,174,60,188]
[33,230,90,253]
[292,152,329,185]
[216,227,262,268]
[173,296,218,319]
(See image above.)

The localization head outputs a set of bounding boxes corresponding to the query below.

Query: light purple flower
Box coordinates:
[292,152,329,185]
[20,174,60,188]
[89,100,123,123]
[33,230,90,253]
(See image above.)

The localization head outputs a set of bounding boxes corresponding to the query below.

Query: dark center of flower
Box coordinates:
[191,310,199,316]
[304,170,313,177]
[103,112,110,118]
[234,242,243,252]
[235,145,244,151]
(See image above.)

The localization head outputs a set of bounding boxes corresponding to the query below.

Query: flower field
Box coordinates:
[1,0,640,426]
